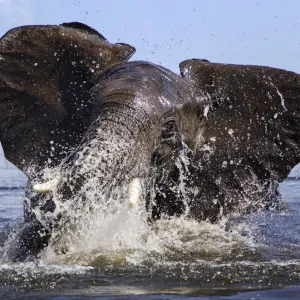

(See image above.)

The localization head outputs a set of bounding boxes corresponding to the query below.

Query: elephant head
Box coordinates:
[2,23,300,261]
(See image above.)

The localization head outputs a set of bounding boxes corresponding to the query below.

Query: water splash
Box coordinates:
[0,128,291,272]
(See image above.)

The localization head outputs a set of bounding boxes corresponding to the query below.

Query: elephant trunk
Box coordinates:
[57,61,191,205]
[46,97,161,252]
[61,105,158,198]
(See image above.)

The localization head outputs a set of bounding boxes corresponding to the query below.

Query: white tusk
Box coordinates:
[33,177,60,193]
[128,178,142,209]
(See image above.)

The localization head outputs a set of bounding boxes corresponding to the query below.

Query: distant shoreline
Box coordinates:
[0,178,300,191]
[0,186,25,190]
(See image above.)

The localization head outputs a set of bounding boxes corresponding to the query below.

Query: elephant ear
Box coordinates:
[0,22,135,175]
[179,59,300,207]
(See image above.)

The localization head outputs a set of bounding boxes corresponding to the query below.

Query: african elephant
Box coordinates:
[1,22,300,261]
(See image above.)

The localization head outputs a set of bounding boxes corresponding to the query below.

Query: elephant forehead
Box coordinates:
[91,61,192,108]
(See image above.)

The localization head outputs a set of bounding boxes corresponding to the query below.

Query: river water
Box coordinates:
[0,165,299,299]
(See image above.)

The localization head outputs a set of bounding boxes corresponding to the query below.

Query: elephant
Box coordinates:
[1,22,300,261]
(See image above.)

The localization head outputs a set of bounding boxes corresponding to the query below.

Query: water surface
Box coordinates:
[0,168,299,299]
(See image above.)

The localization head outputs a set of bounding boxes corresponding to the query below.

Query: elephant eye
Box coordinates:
[161,120,178,142]
[163,120,177,133]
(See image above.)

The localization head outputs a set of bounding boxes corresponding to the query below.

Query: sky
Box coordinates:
[1,0,300,175]
[0,0,300,73]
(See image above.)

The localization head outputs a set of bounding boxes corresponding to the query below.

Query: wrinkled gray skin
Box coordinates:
[1,23,300,261]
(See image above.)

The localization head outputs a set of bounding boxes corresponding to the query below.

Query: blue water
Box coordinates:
[0,166,299,299]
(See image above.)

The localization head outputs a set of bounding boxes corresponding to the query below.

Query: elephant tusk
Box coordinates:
[32,177,60,193]
[128,178,142,209]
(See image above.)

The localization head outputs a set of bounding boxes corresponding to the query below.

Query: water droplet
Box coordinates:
[228,129,234,135]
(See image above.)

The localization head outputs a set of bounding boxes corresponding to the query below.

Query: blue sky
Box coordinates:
[0,0,300,73]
